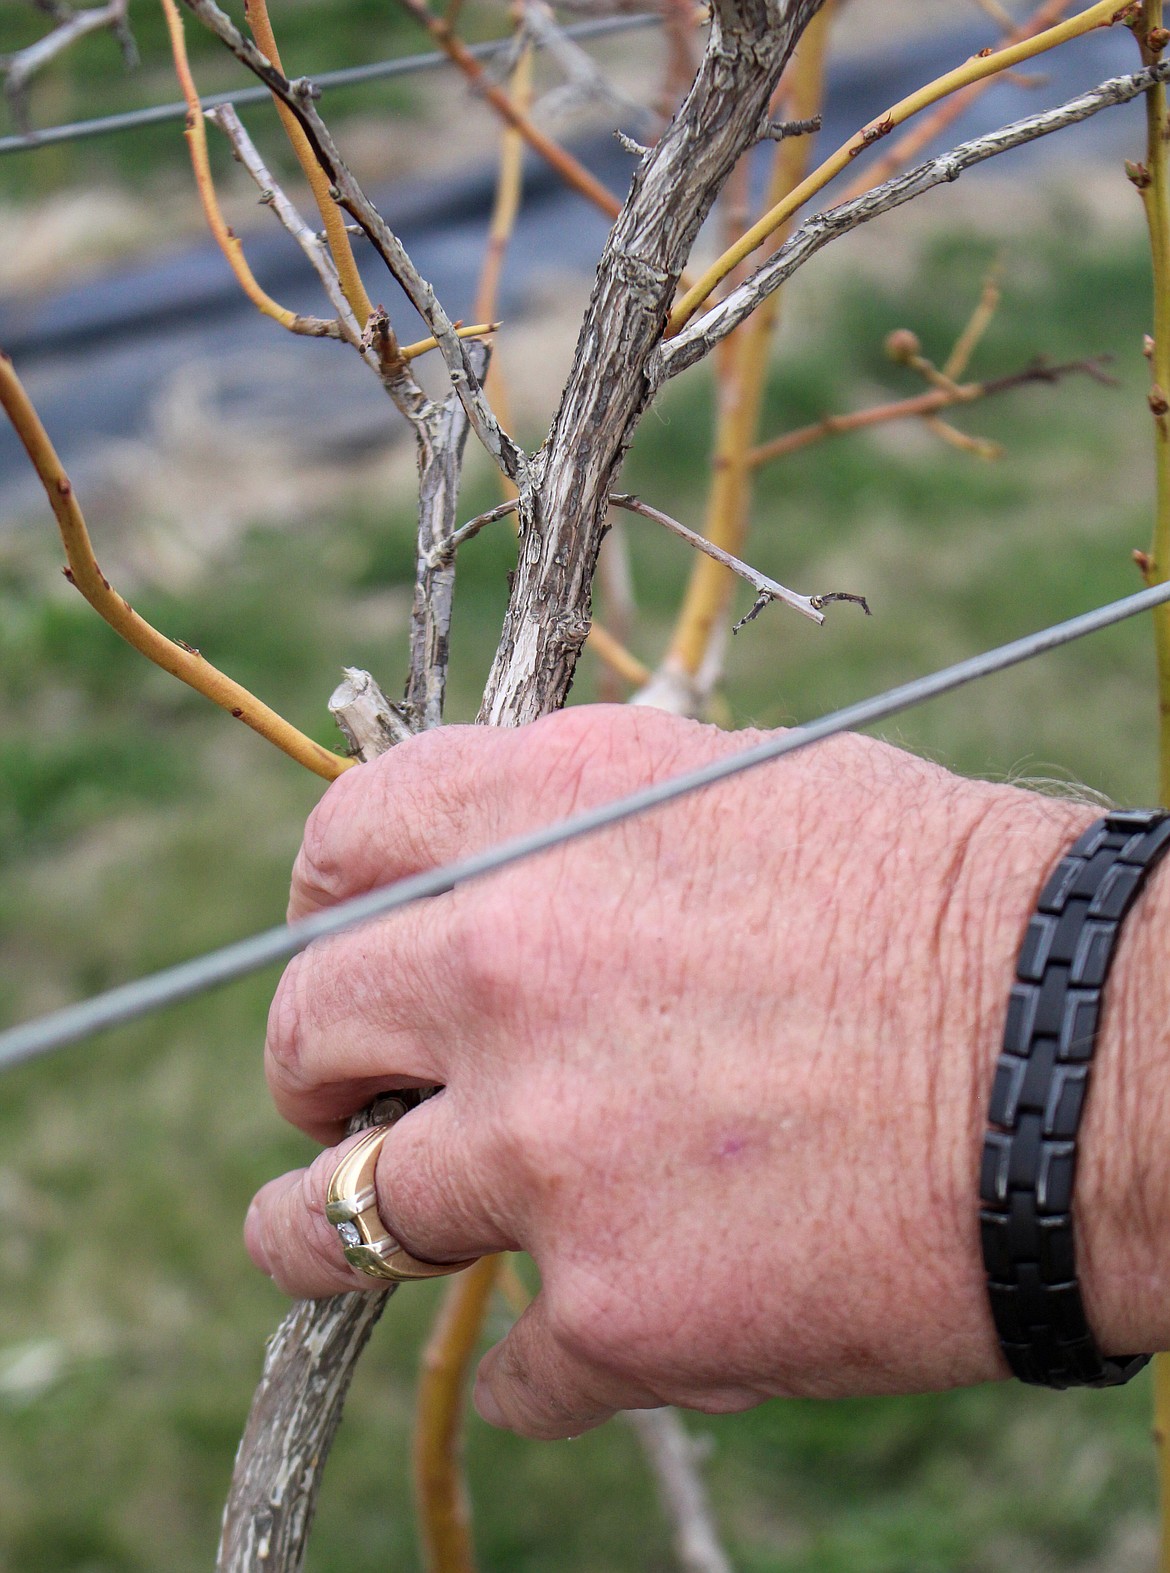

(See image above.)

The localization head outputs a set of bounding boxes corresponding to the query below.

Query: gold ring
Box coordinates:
[325,1123,478,1283]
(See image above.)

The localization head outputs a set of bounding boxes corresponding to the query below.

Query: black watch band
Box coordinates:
[979,807,1170,1390]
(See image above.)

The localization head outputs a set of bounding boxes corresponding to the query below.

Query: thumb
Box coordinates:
[472,1293,659,1441]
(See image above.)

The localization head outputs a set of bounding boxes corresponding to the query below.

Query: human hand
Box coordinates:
[244,706,1170,1438]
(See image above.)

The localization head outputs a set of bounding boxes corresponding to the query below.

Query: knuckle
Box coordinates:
[448,893,524,1016]
[520,707,623,810]
[519,706,717,816]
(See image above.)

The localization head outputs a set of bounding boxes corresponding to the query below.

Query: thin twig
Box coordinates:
[206,103,363,342]
[204,109,501,369]
[181,0,527,486]
[520,0,652,131]
[838,0,1074,207]
[434,497,520,564]
[974,0,1018,26]
[471,30,527,521]
[746,357,1117,468]
[3,0,135,132]
[244,0,373,326]
[654,63,1170,383]
[943,260,1003,380]
[588,620,652,686]
[610,493,871,627]
[0,354,348,782]
[925,417,1003,461]
[395,0,624,219]
[474,43,531,344]
[192,102,456,427]
[161,0,341,340]
[758,112,822,140]
[626,1410,733,1573]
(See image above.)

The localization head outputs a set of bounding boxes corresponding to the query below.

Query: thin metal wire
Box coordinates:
[2,581,1168,1074]
[0,13,658,156]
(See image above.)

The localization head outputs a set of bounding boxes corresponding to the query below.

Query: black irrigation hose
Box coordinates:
[2,581,1168,1073]
[0,13,658,155]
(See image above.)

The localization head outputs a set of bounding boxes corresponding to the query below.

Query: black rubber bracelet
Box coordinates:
[979,807,1170,1389]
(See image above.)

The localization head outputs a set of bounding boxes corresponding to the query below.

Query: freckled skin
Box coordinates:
[246,706,1170,1441]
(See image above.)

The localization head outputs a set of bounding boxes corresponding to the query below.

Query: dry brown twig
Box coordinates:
[610,493,870,627]
[2,0,136,131]
[747,356,1117,469]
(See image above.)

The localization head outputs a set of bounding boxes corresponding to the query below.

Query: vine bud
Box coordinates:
[884,328,921,364]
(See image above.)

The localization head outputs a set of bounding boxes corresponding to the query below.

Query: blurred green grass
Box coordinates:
[1,207,1167,1572]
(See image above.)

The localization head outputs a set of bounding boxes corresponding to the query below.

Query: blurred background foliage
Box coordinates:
[0,2,1166,1570]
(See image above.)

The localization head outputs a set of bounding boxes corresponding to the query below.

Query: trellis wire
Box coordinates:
[0,12,658,156]
[2,581,1167,1074]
